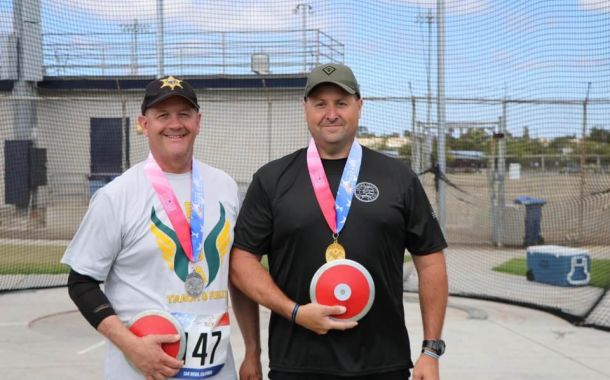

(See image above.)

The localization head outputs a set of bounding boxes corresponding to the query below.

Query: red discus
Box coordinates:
[128,310,186,360]
[310,259,375,322]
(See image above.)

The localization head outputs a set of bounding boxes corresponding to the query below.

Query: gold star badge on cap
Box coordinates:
[160,76,183,91]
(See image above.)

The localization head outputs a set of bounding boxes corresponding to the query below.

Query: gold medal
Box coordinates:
[325,240,346,262]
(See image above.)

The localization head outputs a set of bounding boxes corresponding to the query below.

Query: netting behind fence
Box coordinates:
[1,1,608,330]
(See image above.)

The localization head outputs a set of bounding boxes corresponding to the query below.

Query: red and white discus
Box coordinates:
[310,259,375,322]
[127,310,187,360]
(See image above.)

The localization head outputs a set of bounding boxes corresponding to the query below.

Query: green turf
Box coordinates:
[492,258,528,276]
[0,244,69,274]
[493,257,610,289]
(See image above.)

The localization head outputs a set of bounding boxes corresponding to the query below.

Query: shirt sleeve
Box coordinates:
[403,175,448,255]
[233,172,273,256]
[61,190,122,281]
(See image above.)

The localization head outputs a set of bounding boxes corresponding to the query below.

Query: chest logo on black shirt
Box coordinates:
[355,182,379,202]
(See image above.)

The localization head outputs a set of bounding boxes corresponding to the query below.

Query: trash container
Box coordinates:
[514,196,546,246]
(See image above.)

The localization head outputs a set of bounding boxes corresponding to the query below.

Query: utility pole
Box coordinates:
[12,0,43,217]
[408,82,420,173]
[436,0,447,231]
[294,3,313,72]
[121,19,149,75]
[579,82,591,243]
[492,106,507,246]
[156,0,164,78]
[252,58,272,162]
[417,9,435,173]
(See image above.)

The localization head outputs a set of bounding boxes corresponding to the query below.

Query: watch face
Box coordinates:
[423,340,446,355]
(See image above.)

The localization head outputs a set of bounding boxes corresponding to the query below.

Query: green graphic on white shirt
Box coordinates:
[150,202,231,287]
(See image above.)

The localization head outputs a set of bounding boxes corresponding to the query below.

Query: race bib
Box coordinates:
[171,311,231,379]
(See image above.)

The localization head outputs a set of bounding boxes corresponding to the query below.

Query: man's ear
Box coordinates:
[194,112,202,135]
[137,115,148,136]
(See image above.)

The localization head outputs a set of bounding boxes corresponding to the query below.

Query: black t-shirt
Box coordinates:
[234,146,447,376]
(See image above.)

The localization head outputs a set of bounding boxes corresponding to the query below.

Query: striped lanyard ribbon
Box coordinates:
[306,138,362,235]
[144,153,204,263]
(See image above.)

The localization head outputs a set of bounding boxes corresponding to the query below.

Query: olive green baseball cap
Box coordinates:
[304,63,360,98]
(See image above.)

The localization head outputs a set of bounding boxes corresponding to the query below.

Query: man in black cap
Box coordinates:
[231,64,448,379]
[62,76,262,380]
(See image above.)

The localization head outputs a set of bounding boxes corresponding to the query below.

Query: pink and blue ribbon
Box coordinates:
[306,139,362,235]
[145,154,204,263]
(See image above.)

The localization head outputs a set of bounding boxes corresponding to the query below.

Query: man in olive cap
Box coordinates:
[231,64,448,379]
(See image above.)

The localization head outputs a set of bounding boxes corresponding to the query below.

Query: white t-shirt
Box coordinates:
[62,160,240,380]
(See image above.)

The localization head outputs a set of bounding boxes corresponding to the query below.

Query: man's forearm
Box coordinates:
[97,315,139,352]
[413,251,448,339]
[229,281,261,356]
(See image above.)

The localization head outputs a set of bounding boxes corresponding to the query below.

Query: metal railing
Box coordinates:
[42,29,344,77]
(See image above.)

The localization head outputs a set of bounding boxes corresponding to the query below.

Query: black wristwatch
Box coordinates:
[422,339,446,356]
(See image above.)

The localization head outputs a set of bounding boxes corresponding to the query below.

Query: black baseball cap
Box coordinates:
[141,75,200,114]
[304,63,360,98]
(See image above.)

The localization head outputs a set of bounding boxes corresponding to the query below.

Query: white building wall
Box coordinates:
[200,89,308,189]
[36,92,144,202]
[28,87,306,202]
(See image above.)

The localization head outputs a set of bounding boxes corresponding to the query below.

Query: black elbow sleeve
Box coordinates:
[67,269,116,329]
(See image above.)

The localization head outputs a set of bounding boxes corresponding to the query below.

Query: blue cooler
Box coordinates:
[526,245,590,287]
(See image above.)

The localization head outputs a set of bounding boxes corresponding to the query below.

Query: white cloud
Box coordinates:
[41,0,326,31]
[193,1,304,31]
[44,0,157,22]
[580,0,610,12]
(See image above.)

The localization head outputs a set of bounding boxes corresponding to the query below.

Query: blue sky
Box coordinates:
[2,0,609,138]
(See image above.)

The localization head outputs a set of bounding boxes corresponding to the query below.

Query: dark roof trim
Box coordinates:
[38,75,307,91]
[0,80,15,92]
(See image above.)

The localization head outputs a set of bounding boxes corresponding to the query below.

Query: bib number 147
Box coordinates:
[183,331,222,366]
[171,311,230,378]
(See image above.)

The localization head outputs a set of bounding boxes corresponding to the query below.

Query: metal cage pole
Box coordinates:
[436,0,447,230]
[156,0,164,78]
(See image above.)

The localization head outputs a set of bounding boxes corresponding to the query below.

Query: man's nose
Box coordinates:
[167,113,182,127]
[325,106,338,120]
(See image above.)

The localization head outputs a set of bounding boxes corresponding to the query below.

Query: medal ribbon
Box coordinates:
[145,153,204,263]
[306,138,362,235]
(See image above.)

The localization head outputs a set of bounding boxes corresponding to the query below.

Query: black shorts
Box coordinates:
[268,369,411,380]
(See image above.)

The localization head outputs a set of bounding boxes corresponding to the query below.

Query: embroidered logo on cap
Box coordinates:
[322,66,337,75]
